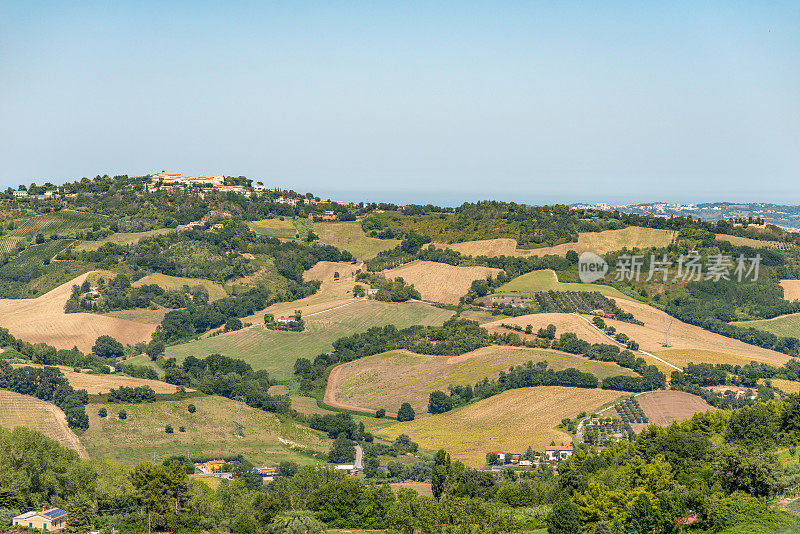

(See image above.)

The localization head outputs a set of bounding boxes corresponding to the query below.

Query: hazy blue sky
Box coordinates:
[1,1,798,205]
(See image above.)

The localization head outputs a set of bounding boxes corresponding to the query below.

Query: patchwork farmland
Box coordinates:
[326,346,638,415]
[377,386,624,466]
[167,299,455,380]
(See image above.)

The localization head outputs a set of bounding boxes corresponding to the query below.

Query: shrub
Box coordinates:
[98,407,107,418]
[375,408,386,418]
[118,410,127,420]
[179,426,186,432]
[165,424,174,433]
[188,403,196,413]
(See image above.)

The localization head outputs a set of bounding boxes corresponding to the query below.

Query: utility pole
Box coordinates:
[234,395,245,437]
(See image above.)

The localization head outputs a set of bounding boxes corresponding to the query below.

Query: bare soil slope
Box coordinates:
[383,261,502,304]
[781,280,800,302]
[631,390,715,432]
[0,272,156,352]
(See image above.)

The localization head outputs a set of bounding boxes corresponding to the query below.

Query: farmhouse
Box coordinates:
[13,508,67,531]
[544,445,574,462]
[276,316,294,324]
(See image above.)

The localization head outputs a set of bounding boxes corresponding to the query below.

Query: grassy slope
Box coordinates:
[732,312,800,339]
[74,228,173,251]
[314,222,400,260]
[328,346,638,415]
[133,272,228,300]
[166,299,455,381]
[80,395,330,465]
[496,269,629,299]
[247,218,299,239]
[377,386,623,466]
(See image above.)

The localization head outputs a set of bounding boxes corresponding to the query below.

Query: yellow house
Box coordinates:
[13,508,68,531]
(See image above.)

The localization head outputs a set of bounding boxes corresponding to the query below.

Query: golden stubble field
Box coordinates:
[326,346,636,415]
[377,386,623,466]
[0,271,156,352]
[0,390,88,457]
[382,261,503,304]
[10,364,184,394]
[437,227,674,258]
[486,298,791,371]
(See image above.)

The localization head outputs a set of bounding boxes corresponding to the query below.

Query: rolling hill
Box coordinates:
[377,386,623,466]
[326,346,637,415]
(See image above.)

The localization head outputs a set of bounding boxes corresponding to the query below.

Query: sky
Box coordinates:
[1,1,798,205]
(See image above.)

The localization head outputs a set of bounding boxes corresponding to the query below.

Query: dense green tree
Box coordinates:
[715,445,782,498]
[92,335,124,359]
[397,402,415,422]
[328,433,356,464]
[65,493,95,533]
[547,499,580,534]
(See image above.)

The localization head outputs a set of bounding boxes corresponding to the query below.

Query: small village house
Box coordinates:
[544,445,574,462]
[13,508,67,531]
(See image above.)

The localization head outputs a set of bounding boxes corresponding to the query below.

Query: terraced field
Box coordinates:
[167,299,454,380]
[378,386,623,466]
[133,272,228,301]
[314,221,400,260]
[495,269,629,299]
[0,210,107,252]
[0,390,88,457]
[326,346,637,415]
[383,261,503,304]
[79,395,329,465]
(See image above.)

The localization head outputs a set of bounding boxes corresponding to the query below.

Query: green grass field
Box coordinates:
[0,210,107,253]
[330,346,638,415]
[80,395,330,465]
[74,228,173,251]
[314,222,400,260]
[247,218,300,239]
[166,299,455,381]
[495,269,629,299]
[731,314,800,338]
[133,272,229,300]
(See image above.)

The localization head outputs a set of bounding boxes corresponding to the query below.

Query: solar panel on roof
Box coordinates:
[43,509,66,519]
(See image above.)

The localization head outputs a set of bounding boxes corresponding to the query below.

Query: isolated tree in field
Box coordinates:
[333,271,340,280]
[397,402,415,422]
[375,408,385,418]
[353,284,366,297]
[264,313,275,324]
[98,408,107,418]
[165,424,173,433]
[118,410,127,419]
[93,335,124,359]
[187,403,196,413]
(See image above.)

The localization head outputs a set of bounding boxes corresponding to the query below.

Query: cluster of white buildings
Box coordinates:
[145,172,264,195]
